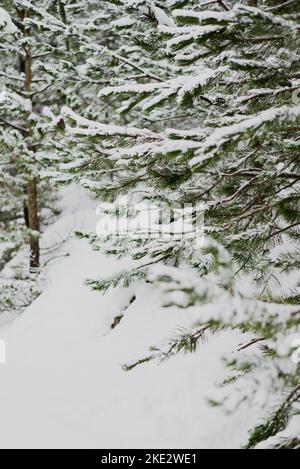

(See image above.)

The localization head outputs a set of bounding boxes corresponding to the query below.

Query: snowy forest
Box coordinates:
[0,0,299,450]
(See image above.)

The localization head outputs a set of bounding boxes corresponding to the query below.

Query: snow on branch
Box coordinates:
[0,7,18,34]
[99,67,227,110]
[190,105,300,170]
[60,107,161,139]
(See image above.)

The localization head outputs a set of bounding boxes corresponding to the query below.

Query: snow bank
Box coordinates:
[0,186,256,448]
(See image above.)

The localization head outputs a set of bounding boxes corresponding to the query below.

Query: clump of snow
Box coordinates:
[61,106,159,139]
[152,6,176,27]
[173,9,232,23]
[111,17,136,28]
[0,7,17,34]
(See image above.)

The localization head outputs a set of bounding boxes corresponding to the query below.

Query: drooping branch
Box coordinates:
[0,116,27,134]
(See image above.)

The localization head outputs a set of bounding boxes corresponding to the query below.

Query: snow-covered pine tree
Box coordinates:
[0,0,121,273]
[0,1,45,272]
[0,0,142,320]
[0,0,121,315]
[0,1,63,273]
[0,3,24,265]
[48,0,300,448]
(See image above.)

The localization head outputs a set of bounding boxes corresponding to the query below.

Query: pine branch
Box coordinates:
[267,0,298,12]
[217,0,230,11]
[270,222,300,238]
[237,337,267,352]
[0,116,27,134]
[246,385,300,449]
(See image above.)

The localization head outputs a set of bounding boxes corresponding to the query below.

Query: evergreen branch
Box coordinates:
[0,71,24,82]
[0,116,27,134]
[237,337,267,352]
[224,205,271,227]
[122,354,156,372]
[246,385,300,449]
[14,0,164,83]
[27,82,52,97]
[267,0,299,12]
[271,437,300,449]
[217,0,230,11]
[211,176,258,208]
[123,325,212,371]
[270,221,300,238]
[11,16,23,32]
[239,85,300,104]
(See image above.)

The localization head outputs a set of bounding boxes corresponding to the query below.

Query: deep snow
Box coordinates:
[0,186,256,449]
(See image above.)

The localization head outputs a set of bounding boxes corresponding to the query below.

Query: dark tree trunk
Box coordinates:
[27,178,40,271]
[18,8,40,272]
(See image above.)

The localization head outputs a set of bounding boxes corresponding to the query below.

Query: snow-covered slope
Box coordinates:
[0,186,256,449]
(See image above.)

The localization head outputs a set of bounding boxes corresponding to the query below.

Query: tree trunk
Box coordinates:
[19,8,40,272]
[27,178,40,271]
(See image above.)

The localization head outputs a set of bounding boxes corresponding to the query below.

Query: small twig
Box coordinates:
[0,71,24,82]
[143,113,198,123]
[27,82,52,97]
[217,0,230,11]
[43,253,70,267]
[11,17,23,32]
[239,85,300,104]
[0,116,27,134]
[237,337,267,352]
[211,176,257,208]
[267,0,298,12]
[270,221,300,238]
[200,0,220,6]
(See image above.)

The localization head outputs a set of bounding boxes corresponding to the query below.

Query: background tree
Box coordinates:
[0,0,123,272]
[0,0,124,318]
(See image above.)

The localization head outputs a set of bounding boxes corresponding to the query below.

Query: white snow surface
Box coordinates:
[0,7,17,34]
[0,186,256,449]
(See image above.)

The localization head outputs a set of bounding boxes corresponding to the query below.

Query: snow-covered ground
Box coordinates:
[0,186,257,449]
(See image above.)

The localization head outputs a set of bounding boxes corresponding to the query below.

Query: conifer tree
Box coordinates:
[49,0,300,448]
[1,2,43,272]
[0,0,122,316]
[0,0,120,273]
